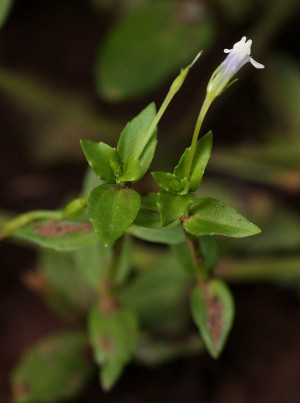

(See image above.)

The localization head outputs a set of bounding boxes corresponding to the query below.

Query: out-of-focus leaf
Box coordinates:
[0,0,13,29]
[133,193,161,228]
[122,254,192,334]
[88,184,141,245]
[88,305,138,390]
[191,279,234,358]
[184,198,261,238]
[199,235,219,271]
[96,0,216,101]
[135,334,203,366]
[128,223,185,244]
[81,168,103,196]
[171,241,196,276]
[15,218,99,251]
[115,234,133,285]
[11,331,92,403]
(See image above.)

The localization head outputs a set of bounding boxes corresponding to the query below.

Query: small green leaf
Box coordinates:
[88,305,138,390]
[114,234,133,286]
[157,191,195,226]
[15,218,99,251]
[117,154,142,183]
[128,223,185,244]
[184,198,261,237]
[80,139,120,183]
[117,103,157,163]
[191,279,234,358]
[88,184,141,245]
[174,131,213,191]
[152,172,179,192]
[198,235,219,271]
[139,135,158,178]
[133,193,161,228]
[0,0,13,29]
[11,331,92,403]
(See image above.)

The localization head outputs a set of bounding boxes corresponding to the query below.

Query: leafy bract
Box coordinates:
[96,1,216,101]
[11,331,92,403]
[174,131,213,191]
[80,140,120,183]
[88,305,138,390]
[184,198,261,237]
[15,218,99,251]
[191,279,234,358]
[88,184,141,245]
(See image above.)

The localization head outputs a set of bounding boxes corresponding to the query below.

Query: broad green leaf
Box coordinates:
[117,103,157,163]
[88,184,141,245]
[80,139,120,183]
[15,218,99,251]
[96,1,216,101]
[88,305,138,390]
[133,193,161,228]
[128,223,185,244]
[184,198,261,238]
[122,254,191,333]
[174,131,213,191]
[11,331,92,403]
[198,235,219,271]
[0,0,13,29]
[138,135,158,178]
[171,241,196,276]
[157,191,195,226]
[191,279,234,358]
[117,154,142,183]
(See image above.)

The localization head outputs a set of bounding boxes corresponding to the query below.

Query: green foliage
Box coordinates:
[184,198,261,237]
[11,331,92,403]
[88,184,141,245]
[133,193,161,228]
[88,305,138,390]
[199,235,220,271]
[191,279,234,358]
[0,0,13,29]
[15,217,99,251]
[174,131,213,191]
[157,191,195,226]
[95,0,216,101]
[151,172,189,194]
[128,223,185,244]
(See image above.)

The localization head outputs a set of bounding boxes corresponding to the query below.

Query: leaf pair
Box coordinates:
[152,131,213,195]
[81,103,157,185]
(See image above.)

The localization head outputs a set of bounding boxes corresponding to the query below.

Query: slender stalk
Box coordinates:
[185,95,213,179]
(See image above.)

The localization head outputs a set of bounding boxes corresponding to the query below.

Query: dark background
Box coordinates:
[0,0,300,402]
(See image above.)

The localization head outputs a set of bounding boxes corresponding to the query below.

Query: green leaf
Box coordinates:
[151,172,189,194]
[96,1,216,101]
[133,193,161,228]
[81,168,103,196]
[191,279,234,358]
[11,331,92,403]
[128,223,185,244]
[88,184,141,245]
[171,241,196,276]
[122,254,191,334]
[80,139,120,183]
[174,131,213,191]
[117,154,142,183]
[184,198,261,238]
[88,305,138,390]
[15,218,99,251]
[0,0,13,29]
[157,191,195,226]
[114,234,133,286]
[139,135,158,179]
[117,103,157,164]
[198,235,219,271]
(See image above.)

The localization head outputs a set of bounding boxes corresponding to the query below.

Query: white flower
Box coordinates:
[207,36,265,98]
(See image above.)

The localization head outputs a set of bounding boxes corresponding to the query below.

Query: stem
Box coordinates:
[185,95,213,179]
[185,232,208,281]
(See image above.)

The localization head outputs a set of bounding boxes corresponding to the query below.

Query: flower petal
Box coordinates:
[250,58,265,69]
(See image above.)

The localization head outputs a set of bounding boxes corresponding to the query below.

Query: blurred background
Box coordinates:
[0,0,299,402]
